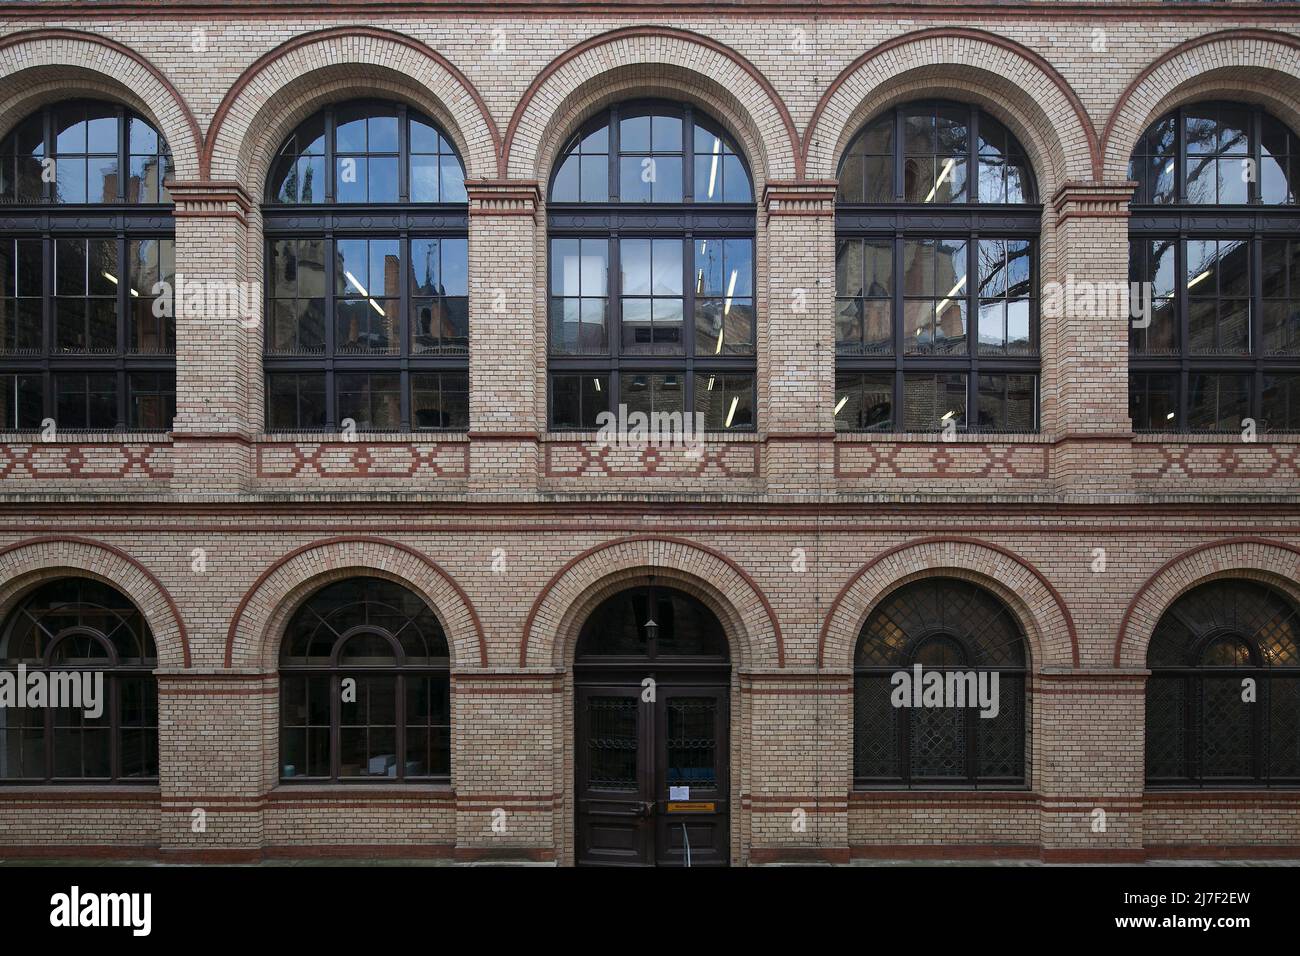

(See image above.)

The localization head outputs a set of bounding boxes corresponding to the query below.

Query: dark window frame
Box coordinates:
[1129,101,1300,433]
[261,100,469,433]
[278,578,451,785]
[546,99,758,432]
[0,100,174,433]
[852,577,1030,790]
[834,102,1043,434]
[0,578,159,785]
[1145,580,1300,789]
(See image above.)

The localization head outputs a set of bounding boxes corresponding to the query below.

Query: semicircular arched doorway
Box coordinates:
[573,581,731,866]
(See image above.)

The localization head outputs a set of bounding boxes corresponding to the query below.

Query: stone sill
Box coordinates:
[0,432,171,444]
[255,432,469,443]
[268,784,453,799]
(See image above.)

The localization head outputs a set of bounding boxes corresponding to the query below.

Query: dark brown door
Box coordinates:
[575,681,729,866]
[575,685,654,866]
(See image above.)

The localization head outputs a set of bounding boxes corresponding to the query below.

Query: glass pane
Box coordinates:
[585,696,638,790]
[666,697,717,787]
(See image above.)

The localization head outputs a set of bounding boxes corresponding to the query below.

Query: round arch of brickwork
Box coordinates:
[1114,537,1300,668]
[204,26,500,189]
[225,536,485,670]
[0,28,202,179]
[522,535,782,669]
[818,536,1078,670]
[505,26,801,187]
[0,535,190,669]
[1102,30,1300,180]
[803,28,1099,191]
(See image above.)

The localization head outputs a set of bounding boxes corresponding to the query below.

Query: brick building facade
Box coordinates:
[2,0,1300,865]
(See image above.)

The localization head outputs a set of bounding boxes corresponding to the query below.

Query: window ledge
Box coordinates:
[255,432,468,443]
[835,432,1048,444]
[268,783,453,798]
[0,784,160,799]
[544,430,761,443]
[1133,432,1300,444]
[0,432,171,443]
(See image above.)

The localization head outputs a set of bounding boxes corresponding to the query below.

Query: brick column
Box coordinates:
[451,671,561,862]
[156,672,274,860]
[744,671,850,864]
[168,181,257,494]
[1049,182,1138,493]
[1034,670,1147,862]
[466,181,542,496]
[762,181,837,495]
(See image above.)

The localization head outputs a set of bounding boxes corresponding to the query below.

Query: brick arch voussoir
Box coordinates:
[1102,30,1300,179]
[521,535,783,668]
[818,537,1078,670]
[204,27,500,184]
[224,537,485,670]
[0,536,190,668]
[0,29,202,179]
[804,28,1099,188]
[506,27,800,182]
[1114,537,1300,669]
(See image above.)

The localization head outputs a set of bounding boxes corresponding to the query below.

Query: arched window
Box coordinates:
[834,103,1040,434]
[854,577,1028,787]
[546,100,757,431]
[0,578,158,783]
[0,100,175,432]
[1129,102,1300,432]
[262,101,469,433]
[576,585,728,660]
[279,577,450,782]
[1145,579,1300,788]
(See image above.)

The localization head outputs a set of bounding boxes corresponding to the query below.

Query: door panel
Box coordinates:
[575,679,729,866]
[654,687,729,866]
[575,687,653,866]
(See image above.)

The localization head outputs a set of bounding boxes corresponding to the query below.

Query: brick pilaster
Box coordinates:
[466,180,542,495]
[167,181,257,494]
[1049,181,1138,494]
[762,181,838,495]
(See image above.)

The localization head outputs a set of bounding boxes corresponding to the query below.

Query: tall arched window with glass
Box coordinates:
[1,578,158,784]
[1128,103,1300,433]
[546,101,756,432]
[279,577,450,783]
[1145,580,1299,788]
[833,103,1040,434]
[263,101,469,433]
[0,100,175,433]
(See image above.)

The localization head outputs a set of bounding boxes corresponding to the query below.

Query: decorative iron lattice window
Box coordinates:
[834,102,1041,434]
[1128,102,1300,433]
[0,578,158,783]
[0,100,175,432]
[546,100,757,432]
[853,577,1028,788]
[262,100,469,432]
[1145,579,1300,788]
[279,577,450,783]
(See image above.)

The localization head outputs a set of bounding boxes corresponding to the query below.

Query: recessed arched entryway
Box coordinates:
[573,580,731,866]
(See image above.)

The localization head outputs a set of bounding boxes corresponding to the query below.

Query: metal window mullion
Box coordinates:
[969,105,980,204]
[399,232,411,431]
[325,108,337,204]
[967,234,979,430]
[683,233,695,419]
[116,105,128,203]
[397,103,410,204]
[1179,229,1190,429]
[893,231,904,424]
[324,231,337,429]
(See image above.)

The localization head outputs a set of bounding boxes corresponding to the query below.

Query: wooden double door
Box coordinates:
[575,676,730,866]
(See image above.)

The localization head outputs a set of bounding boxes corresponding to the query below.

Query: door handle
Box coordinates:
[638,800,655,819]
